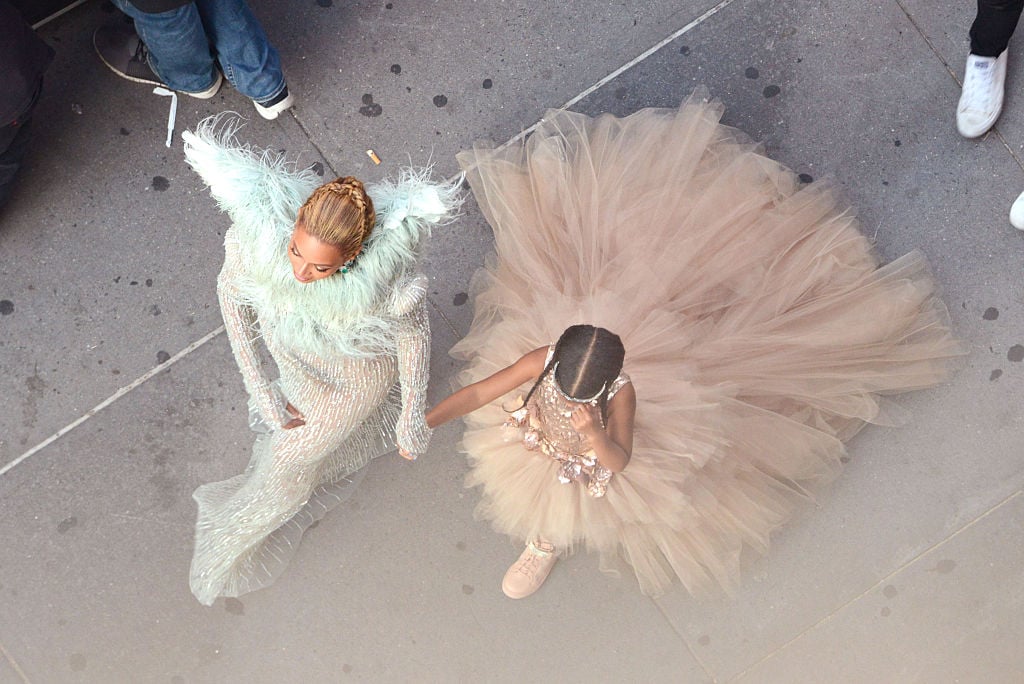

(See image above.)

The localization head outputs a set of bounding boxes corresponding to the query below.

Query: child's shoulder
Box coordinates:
[609,371,632,399]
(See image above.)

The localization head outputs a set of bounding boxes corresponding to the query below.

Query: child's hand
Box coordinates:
[398,448,417,461]
[570,405,602,438]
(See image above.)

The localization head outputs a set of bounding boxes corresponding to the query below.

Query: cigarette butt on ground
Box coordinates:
[366,149,381,165]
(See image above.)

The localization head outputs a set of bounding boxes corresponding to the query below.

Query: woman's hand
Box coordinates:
[282,402,306,430]
[570,404,603,439]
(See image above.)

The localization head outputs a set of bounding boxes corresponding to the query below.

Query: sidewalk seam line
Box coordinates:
[493,0,737,155]
[426,295,462,338]
[0,326,225,478]
[0,637,31,683]
[726,489,1022,682]
[651,596,720,682]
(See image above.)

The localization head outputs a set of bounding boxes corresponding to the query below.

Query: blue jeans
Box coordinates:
[112,0,285,102]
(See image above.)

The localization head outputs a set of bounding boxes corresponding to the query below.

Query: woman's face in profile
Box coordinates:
[287,224,347,283]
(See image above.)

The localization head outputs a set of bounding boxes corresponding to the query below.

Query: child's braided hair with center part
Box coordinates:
[520,324,626,421]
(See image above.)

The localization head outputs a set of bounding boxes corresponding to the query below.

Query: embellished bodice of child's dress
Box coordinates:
[505,350,631,498]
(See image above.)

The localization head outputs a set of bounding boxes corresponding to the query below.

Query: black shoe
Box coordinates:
[94,22,164,86]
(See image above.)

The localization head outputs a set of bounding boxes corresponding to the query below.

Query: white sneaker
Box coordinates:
[186,71,223,100]
[254,86,295,120]
[1010,190,1024,229]
[957,51,1007,138]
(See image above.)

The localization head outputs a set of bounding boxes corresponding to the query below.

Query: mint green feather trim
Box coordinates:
[183,115,462,358]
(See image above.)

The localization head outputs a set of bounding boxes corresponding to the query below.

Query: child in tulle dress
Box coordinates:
[426,324,633,598]
[422,92,962,600]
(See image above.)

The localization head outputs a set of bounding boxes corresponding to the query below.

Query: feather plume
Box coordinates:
[183,115,462,358]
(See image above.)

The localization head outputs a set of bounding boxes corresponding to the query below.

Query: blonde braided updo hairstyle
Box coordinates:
[296,176,376,258]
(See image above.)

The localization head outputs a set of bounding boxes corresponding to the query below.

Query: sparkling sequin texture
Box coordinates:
[188,236,433,606]
[180,118,461,605]
[506,354,631,499]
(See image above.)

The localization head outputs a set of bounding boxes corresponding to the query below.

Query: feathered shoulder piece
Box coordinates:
[182,115,462,357]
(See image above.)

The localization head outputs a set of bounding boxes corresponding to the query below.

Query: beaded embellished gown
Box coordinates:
[451,92,962,597]
[182,118,459,605]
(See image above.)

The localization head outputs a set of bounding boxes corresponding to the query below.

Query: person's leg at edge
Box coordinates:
[0,78,44,211]
[193,0,292,117]
[109,0,220,95]
[958,0,1024,137]
[971,0,1024,57]
[969,0,1024,228]
[0,119,33,210]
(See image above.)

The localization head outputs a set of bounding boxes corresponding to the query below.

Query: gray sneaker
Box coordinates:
[94,22,164,86]
[93,22,222,99]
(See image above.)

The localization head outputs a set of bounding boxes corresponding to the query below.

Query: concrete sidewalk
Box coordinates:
[0,0,1021,681]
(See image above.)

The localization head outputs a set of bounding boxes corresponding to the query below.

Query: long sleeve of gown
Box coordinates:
[217,253,289,429]
[392,274,432,456]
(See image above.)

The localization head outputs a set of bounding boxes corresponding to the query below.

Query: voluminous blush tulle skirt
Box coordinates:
[450,92,962,597]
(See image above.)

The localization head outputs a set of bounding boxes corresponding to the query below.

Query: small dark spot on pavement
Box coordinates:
[57,517,77,533]
[679,45,690,55]
[311,161,324,176]
[145,278,153,287]
[224,598,245,615]
[453,292,468,306]
[359,93,382,117]
[390,64,401,74]
[462,584,474,595]
[433,94,448,107]
[316,0,332,7]
[1008,345,1024,362]
[745,66,759,79]
[983,307,999,320]
[0,300,13,315]
[157,350,171,364]
[882,585,898,598]
[120,127,130,135]
[483,78,492,89]
[894,139,901,147]
[152,176,170,191]
[799,173,813,183]
[990,369,1002,381]
[763,85,781,98]
[697,635,710,646]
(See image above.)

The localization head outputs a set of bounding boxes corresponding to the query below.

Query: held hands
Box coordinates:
[570,404,603,439]
[282,402,306,430]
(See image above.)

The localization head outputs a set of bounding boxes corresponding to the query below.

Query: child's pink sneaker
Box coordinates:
[502,540,557,599]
